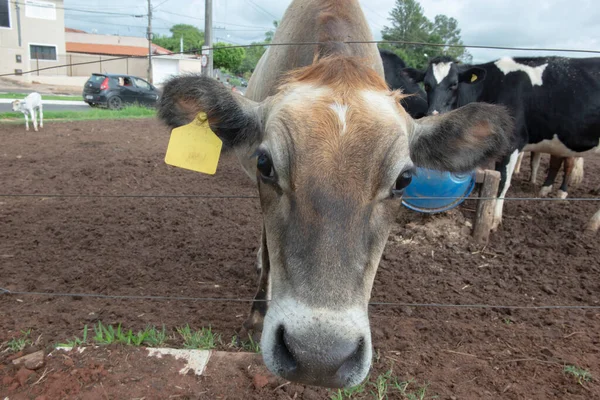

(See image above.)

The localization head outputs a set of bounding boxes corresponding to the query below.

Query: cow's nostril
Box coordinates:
[336,337,365,383]
[273,325,297,375]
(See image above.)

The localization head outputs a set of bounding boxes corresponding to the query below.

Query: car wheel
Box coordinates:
[107,96,123,110]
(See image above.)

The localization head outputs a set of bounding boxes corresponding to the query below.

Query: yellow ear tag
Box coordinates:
[164,112,222,175]
[471,74,477,82]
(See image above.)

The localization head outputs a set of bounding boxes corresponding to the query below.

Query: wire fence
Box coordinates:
[1,287,599,310]
[0,194,599,202]
[2,35,600,317]
[2,39,600,78]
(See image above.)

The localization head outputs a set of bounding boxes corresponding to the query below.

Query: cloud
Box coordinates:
[65,0,600,63]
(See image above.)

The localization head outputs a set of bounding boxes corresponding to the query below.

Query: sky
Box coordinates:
[64,0,600,63]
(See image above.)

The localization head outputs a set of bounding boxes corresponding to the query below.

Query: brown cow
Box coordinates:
[157,0,514,388]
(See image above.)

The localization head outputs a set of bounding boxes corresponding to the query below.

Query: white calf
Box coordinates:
[12,92,43,132]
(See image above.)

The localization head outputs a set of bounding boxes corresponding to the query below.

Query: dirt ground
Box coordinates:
[1,119,599,399]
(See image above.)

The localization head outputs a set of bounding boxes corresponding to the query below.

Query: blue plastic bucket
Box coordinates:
[402,167,476,213]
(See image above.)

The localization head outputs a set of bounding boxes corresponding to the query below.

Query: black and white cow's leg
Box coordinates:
[556,157,575,199]
[539,155,563,197]
[514,151,525,174]
[493,148,520,231]
[570,157,584,186]
[586,185,600,232]
[239,224,270,342]
[529,152,542,184]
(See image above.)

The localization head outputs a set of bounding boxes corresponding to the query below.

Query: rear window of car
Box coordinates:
[88,75,106,83]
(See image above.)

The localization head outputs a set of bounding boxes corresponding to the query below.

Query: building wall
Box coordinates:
[66,31,147,48]
[0,0,66,82]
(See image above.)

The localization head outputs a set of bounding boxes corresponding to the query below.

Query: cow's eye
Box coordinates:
[257,153,275,180]
[449,83,458,90]
[391,170,413,197]
[424,83,431,92]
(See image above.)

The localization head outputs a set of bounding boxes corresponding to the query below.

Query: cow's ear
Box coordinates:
[157,74,262,149]
[409,102,514,172]
[458,67,486,84]
[401,68,425,83]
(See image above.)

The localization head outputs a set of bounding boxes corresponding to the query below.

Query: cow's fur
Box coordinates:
[379,49,427,119]
[157,0,515,388]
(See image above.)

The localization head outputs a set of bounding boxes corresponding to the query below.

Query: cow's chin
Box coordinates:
[260,296,372,388]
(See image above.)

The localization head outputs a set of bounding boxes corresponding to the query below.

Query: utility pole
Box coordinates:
[202,0,213,77]
[147,0,153,83]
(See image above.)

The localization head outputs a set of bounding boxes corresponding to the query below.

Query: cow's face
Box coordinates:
[158,57,513,388]
[404,60,486,116]
[11,100,21,112]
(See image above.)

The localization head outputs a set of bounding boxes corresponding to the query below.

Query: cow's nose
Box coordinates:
[272,325,366,388]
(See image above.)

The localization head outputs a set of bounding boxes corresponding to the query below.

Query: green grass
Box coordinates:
[564,365,592,386]
[0,105,155,122]
[230,333,261,353]
[58,325,89,348]
[5,329,33,352]
[177,325,221,350]
[329,370,434,400]
[56,323,167,348]
[0,92,82,101]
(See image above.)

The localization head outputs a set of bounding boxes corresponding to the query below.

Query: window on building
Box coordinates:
[0,0,11,28]
[30,44,57,61]
[25,0,56,20]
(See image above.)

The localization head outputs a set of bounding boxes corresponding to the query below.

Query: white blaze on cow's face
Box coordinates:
[432,61,453,84]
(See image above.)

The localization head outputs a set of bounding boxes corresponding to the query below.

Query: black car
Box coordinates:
[82,73,160,109]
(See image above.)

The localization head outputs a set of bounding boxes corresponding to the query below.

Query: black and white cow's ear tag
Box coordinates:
[470,73,478,83]
[164,112,223,175]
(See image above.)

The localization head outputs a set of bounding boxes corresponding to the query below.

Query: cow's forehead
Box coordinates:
[264,82,412,194]
[429,61,456,84]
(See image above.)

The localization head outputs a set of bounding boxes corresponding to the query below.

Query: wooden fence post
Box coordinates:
[473,169,501,244]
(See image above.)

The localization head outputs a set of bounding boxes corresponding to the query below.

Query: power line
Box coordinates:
[153,0,174,10]
[157,9,273,30]
[2,40,600,78]
[1,288,598,310]
[10,1,147,17]
[244,0,278,21]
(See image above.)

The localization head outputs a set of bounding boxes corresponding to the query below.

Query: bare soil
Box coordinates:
[1,119,599,399]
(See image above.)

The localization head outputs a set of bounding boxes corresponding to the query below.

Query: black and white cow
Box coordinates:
[379,49,428,119]
[404,55,600,230]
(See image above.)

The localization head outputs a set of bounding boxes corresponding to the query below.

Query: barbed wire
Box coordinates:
[0,193,599,202]
[1,287,598,310]
[1,39,599,78]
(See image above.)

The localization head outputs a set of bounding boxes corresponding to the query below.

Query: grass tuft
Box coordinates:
[58,325,89,348]
[177,325,221,350]
[230,334,261,353]
[564,365,592,386]
[56,322,168,349]
[329,370,434,400]
[5,329,33,352]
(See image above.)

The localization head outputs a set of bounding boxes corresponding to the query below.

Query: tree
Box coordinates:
[153,24,204,53]
[213,42,245,72]
[235,20,279,76]
[381,0,471,69]
[264,20,279,43]
[237,42,267,75]
[432,15,472,63]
